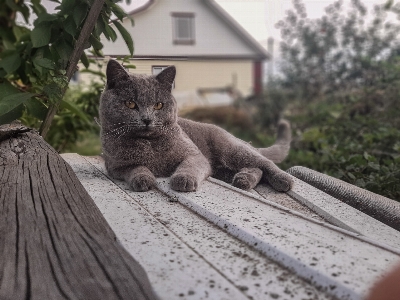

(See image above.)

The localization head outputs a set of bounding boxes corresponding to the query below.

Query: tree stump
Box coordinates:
[0,122,158,300]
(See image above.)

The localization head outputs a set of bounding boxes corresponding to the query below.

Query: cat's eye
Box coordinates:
[154,102,163,110]
[125,100,136,109]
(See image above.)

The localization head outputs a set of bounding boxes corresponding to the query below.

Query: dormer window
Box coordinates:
[171,12,195,45]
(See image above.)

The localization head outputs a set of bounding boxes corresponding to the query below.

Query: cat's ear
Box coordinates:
[106,59,129,89]
[156,66,176,90]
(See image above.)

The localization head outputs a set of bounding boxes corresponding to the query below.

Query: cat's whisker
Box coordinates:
[103,123,129,136]
[103,125,135,141]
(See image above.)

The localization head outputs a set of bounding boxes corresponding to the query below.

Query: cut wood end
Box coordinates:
[0,121,33,142]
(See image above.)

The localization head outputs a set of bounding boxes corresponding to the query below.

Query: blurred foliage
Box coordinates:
[0,0,133,133]
[252,0,400,200]
[21,80,103,153]
[181,105,276,147]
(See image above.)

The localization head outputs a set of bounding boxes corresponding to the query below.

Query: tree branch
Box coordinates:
[39,0,105,137]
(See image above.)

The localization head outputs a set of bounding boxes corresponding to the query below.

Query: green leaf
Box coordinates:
[53,39,73,67]
[113,21,134,56]
[73,3,88,27]
[0,53,21,74]
[95,17,106,38]
[31,25,52,48]
[34,13,57,26]
[60,100,90,123]
[30,0,47,15]
[56,0,76,14]
[6,0,30,23]
[89,34,103,51]
[64,15,78,37]
[0,92,35,116]
[368,162,380,171]
[80,52,90,69]
[33,57,55,70]
[107,1,127,21]
[0,104,24,125]
[347,172,356,180]
[24,97,48,120]
[104,23,117,42]
[12,26,31,42]
[0,81,19,98]
[127,15,134,27]
[44,82,62,103]
[363,151,372,161]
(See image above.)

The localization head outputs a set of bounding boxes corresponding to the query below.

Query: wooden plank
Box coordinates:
[286,177,400,250]
[0,129,158,299]
[254,183,325,222]
[61,154,248,300]
[71,154,335,300]
[157,177,400,300]
[64,155,400,300]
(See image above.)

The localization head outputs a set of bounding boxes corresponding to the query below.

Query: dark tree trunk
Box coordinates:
[0,123,158,300]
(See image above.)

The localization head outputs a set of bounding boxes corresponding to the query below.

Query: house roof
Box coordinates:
[125,0,269,60]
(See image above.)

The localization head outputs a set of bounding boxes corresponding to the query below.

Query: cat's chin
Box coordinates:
[132,128,161,139]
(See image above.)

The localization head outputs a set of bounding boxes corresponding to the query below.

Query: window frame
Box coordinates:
[171,12,196,45]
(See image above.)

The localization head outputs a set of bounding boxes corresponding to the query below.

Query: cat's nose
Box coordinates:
[142,118,152,126]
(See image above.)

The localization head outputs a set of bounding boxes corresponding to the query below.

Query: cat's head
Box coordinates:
[100,59,177,139]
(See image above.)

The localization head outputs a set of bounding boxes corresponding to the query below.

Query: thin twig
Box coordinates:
[39,0,105,137]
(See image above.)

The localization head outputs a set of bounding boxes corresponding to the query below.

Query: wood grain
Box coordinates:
[0,127,158,300]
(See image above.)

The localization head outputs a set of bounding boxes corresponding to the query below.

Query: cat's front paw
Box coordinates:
[129,173,156,192]
[268,172,293,192]
[170,173,199,192]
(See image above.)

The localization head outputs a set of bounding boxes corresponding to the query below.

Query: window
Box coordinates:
[152,66,175,89]
[171,12,195,45]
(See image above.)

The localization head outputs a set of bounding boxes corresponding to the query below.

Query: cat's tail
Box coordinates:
[258,119,291,163]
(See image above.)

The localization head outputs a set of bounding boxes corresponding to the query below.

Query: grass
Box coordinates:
[63,131,102,156]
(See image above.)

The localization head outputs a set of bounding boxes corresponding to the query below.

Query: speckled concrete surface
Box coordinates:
[287,176,400,250]
[78,154,334,300]
[254,184,325,222]
[158,177,400,300]
[63,154,244,300]
[62,154,400,300]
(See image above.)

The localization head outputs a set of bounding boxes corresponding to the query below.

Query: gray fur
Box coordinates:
[99,60,293,192]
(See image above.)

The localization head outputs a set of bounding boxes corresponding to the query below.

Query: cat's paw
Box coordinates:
[268,172,293,192]
[170,173,198,192]
[232,168,263,190]
[232,173,252,190]
[129,173,156,192]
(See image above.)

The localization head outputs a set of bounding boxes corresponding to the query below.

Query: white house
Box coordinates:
[80,0,269,108]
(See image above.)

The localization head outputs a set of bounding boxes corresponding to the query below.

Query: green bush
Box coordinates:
[21,82,102,153]
[253,0,400,200]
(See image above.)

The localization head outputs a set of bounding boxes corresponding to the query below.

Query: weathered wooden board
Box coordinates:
[0,127,158,300]
[64,154,334,300]
[158,177,400,300]
[285,177,400,250]
[63,154,400,300]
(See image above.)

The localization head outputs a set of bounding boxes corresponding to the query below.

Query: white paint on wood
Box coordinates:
[156,178,400,300]
[61,154,246,300]
[81,156,335,300]
[287,177,400,250]
[61,154,400,300]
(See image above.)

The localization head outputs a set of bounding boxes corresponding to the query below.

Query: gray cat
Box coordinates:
[99,60,293,193]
